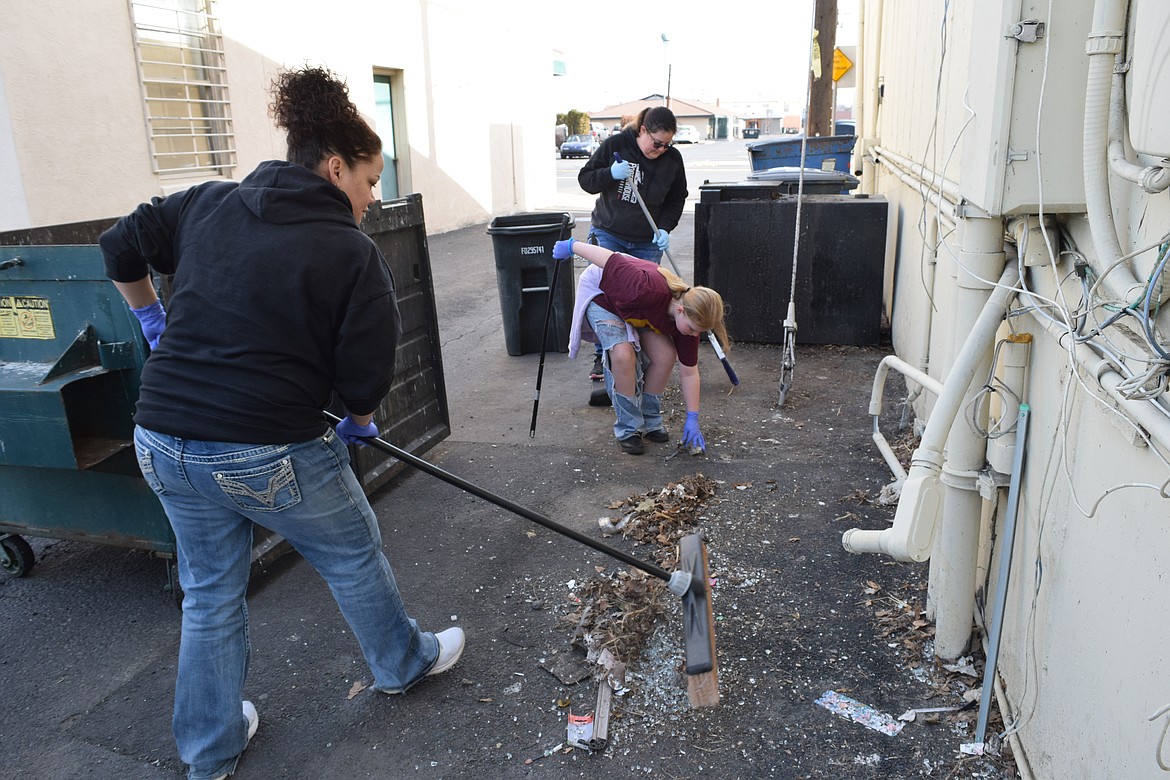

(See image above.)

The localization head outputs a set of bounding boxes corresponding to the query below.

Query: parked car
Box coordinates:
[674,125,702,144]
[560,134,600,159]
[743,127,760,139]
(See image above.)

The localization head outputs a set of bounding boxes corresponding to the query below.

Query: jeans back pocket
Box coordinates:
[134,445,167,496]
[213,457,301,513]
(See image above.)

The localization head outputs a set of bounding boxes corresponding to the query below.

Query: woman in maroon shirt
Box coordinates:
[555,237,729,455]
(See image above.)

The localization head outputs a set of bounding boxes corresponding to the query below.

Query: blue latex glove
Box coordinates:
[610,159,631,180]
[681,411,706,452]
[654,229,670,252]
[336,415,379,446]
[552,238,576,261]
[130,300,166,350]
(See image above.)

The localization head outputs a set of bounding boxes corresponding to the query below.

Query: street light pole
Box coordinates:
[661,33,669,105]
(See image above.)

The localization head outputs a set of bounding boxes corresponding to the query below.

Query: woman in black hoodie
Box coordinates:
[102,67,464,780]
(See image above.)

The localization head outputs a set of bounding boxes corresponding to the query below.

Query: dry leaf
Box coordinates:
[347,680,368,700]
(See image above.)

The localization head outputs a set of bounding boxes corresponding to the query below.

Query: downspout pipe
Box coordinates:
[842,262,1020,561]
[930,217,1006,657]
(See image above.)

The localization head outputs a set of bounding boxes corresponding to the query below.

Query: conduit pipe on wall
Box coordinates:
[870,145,963,209]
[868,355,945,482]
[1108,70,1170,194]
[1029,311,1170,451]
[1083,0,1148,304]
[842,264,1020,561]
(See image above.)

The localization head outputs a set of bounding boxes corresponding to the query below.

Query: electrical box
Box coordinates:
[1128,0,1170,158]
[958,0,1095,215]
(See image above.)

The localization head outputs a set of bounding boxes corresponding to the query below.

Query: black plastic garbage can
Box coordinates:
[486,212,575,356]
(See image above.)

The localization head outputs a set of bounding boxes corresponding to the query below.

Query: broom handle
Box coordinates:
[324,411,677,584]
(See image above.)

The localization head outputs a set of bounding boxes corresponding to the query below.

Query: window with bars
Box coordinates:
[129,0,234,176]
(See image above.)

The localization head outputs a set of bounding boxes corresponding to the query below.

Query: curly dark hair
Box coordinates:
[270,66,382,170]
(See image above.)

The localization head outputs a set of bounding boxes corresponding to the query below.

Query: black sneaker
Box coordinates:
[618,434,645,455]
[589,355,604,380]
[644,428,670,443]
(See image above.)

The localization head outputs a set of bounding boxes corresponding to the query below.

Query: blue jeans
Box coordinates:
[587,227,662,361]
[586,301,664,440]
[133,426,439,780]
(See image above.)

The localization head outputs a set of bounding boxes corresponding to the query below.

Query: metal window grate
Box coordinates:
[129,0,234,176]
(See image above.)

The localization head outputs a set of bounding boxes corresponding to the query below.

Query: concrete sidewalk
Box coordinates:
[0,205,1016,779]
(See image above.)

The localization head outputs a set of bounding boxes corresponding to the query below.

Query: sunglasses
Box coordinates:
[642,128,674,150]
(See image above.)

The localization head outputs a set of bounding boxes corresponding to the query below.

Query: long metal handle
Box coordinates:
[530,256,562,438]
[323,411,674,583]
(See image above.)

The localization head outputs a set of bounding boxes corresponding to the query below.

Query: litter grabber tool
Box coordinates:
[615,153,739,387]
[323,411,720,704]
[529,251,563,438]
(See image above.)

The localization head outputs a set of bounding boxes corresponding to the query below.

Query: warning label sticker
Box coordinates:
[0,295,56,340]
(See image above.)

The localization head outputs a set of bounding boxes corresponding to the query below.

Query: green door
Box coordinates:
[373,76,399,200]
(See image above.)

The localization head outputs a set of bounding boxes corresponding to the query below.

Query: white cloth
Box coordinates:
[567,263,637,359]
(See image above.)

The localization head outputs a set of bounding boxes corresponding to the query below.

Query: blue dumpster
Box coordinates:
[746,135,857,173]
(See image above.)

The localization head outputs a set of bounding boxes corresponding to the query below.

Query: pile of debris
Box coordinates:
[562,473,718,686]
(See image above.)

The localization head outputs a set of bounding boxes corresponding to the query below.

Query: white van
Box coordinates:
[590,122,608,141]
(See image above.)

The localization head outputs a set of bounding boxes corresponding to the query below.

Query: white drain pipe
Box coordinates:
[929,217,1007,657]
[868,355,945,482]
[842,261,1019,562]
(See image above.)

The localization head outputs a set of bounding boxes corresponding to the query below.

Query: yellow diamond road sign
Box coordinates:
[833,47,853,82]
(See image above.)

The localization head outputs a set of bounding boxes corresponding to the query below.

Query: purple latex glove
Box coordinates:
[130,300,166,350]
[681,411,705,452]
[552,238,576,261]
[335,415,379,446]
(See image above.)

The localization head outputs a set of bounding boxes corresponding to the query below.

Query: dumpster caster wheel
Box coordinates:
[0,534,35,577]
[164,559,184,609]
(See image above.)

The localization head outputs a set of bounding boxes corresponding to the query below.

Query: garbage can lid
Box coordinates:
[745,166,859,188]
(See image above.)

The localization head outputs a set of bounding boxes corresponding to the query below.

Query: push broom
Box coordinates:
[323,411,719,706]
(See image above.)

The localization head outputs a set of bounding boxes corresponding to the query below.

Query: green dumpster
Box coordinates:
[0,198,450,591]
[0,221,177,581]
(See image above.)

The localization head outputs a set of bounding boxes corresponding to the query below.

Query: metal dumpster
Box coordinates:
[0,219,175,581]
[0,196,449,590]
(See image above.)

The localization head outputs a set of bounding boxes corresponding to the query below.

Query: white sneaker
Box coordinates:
[242,700,259,742]
[210,701,258,780]
[427,627,465,677]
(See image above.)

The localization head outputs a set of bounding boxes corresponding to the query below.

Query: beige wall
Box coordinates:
[860,0,1170,774]
[0,0,556,234]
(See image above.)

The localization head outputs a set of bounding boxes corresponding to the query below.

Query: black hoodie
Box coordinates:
[577,128,688,243]
[101,160,399,444]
